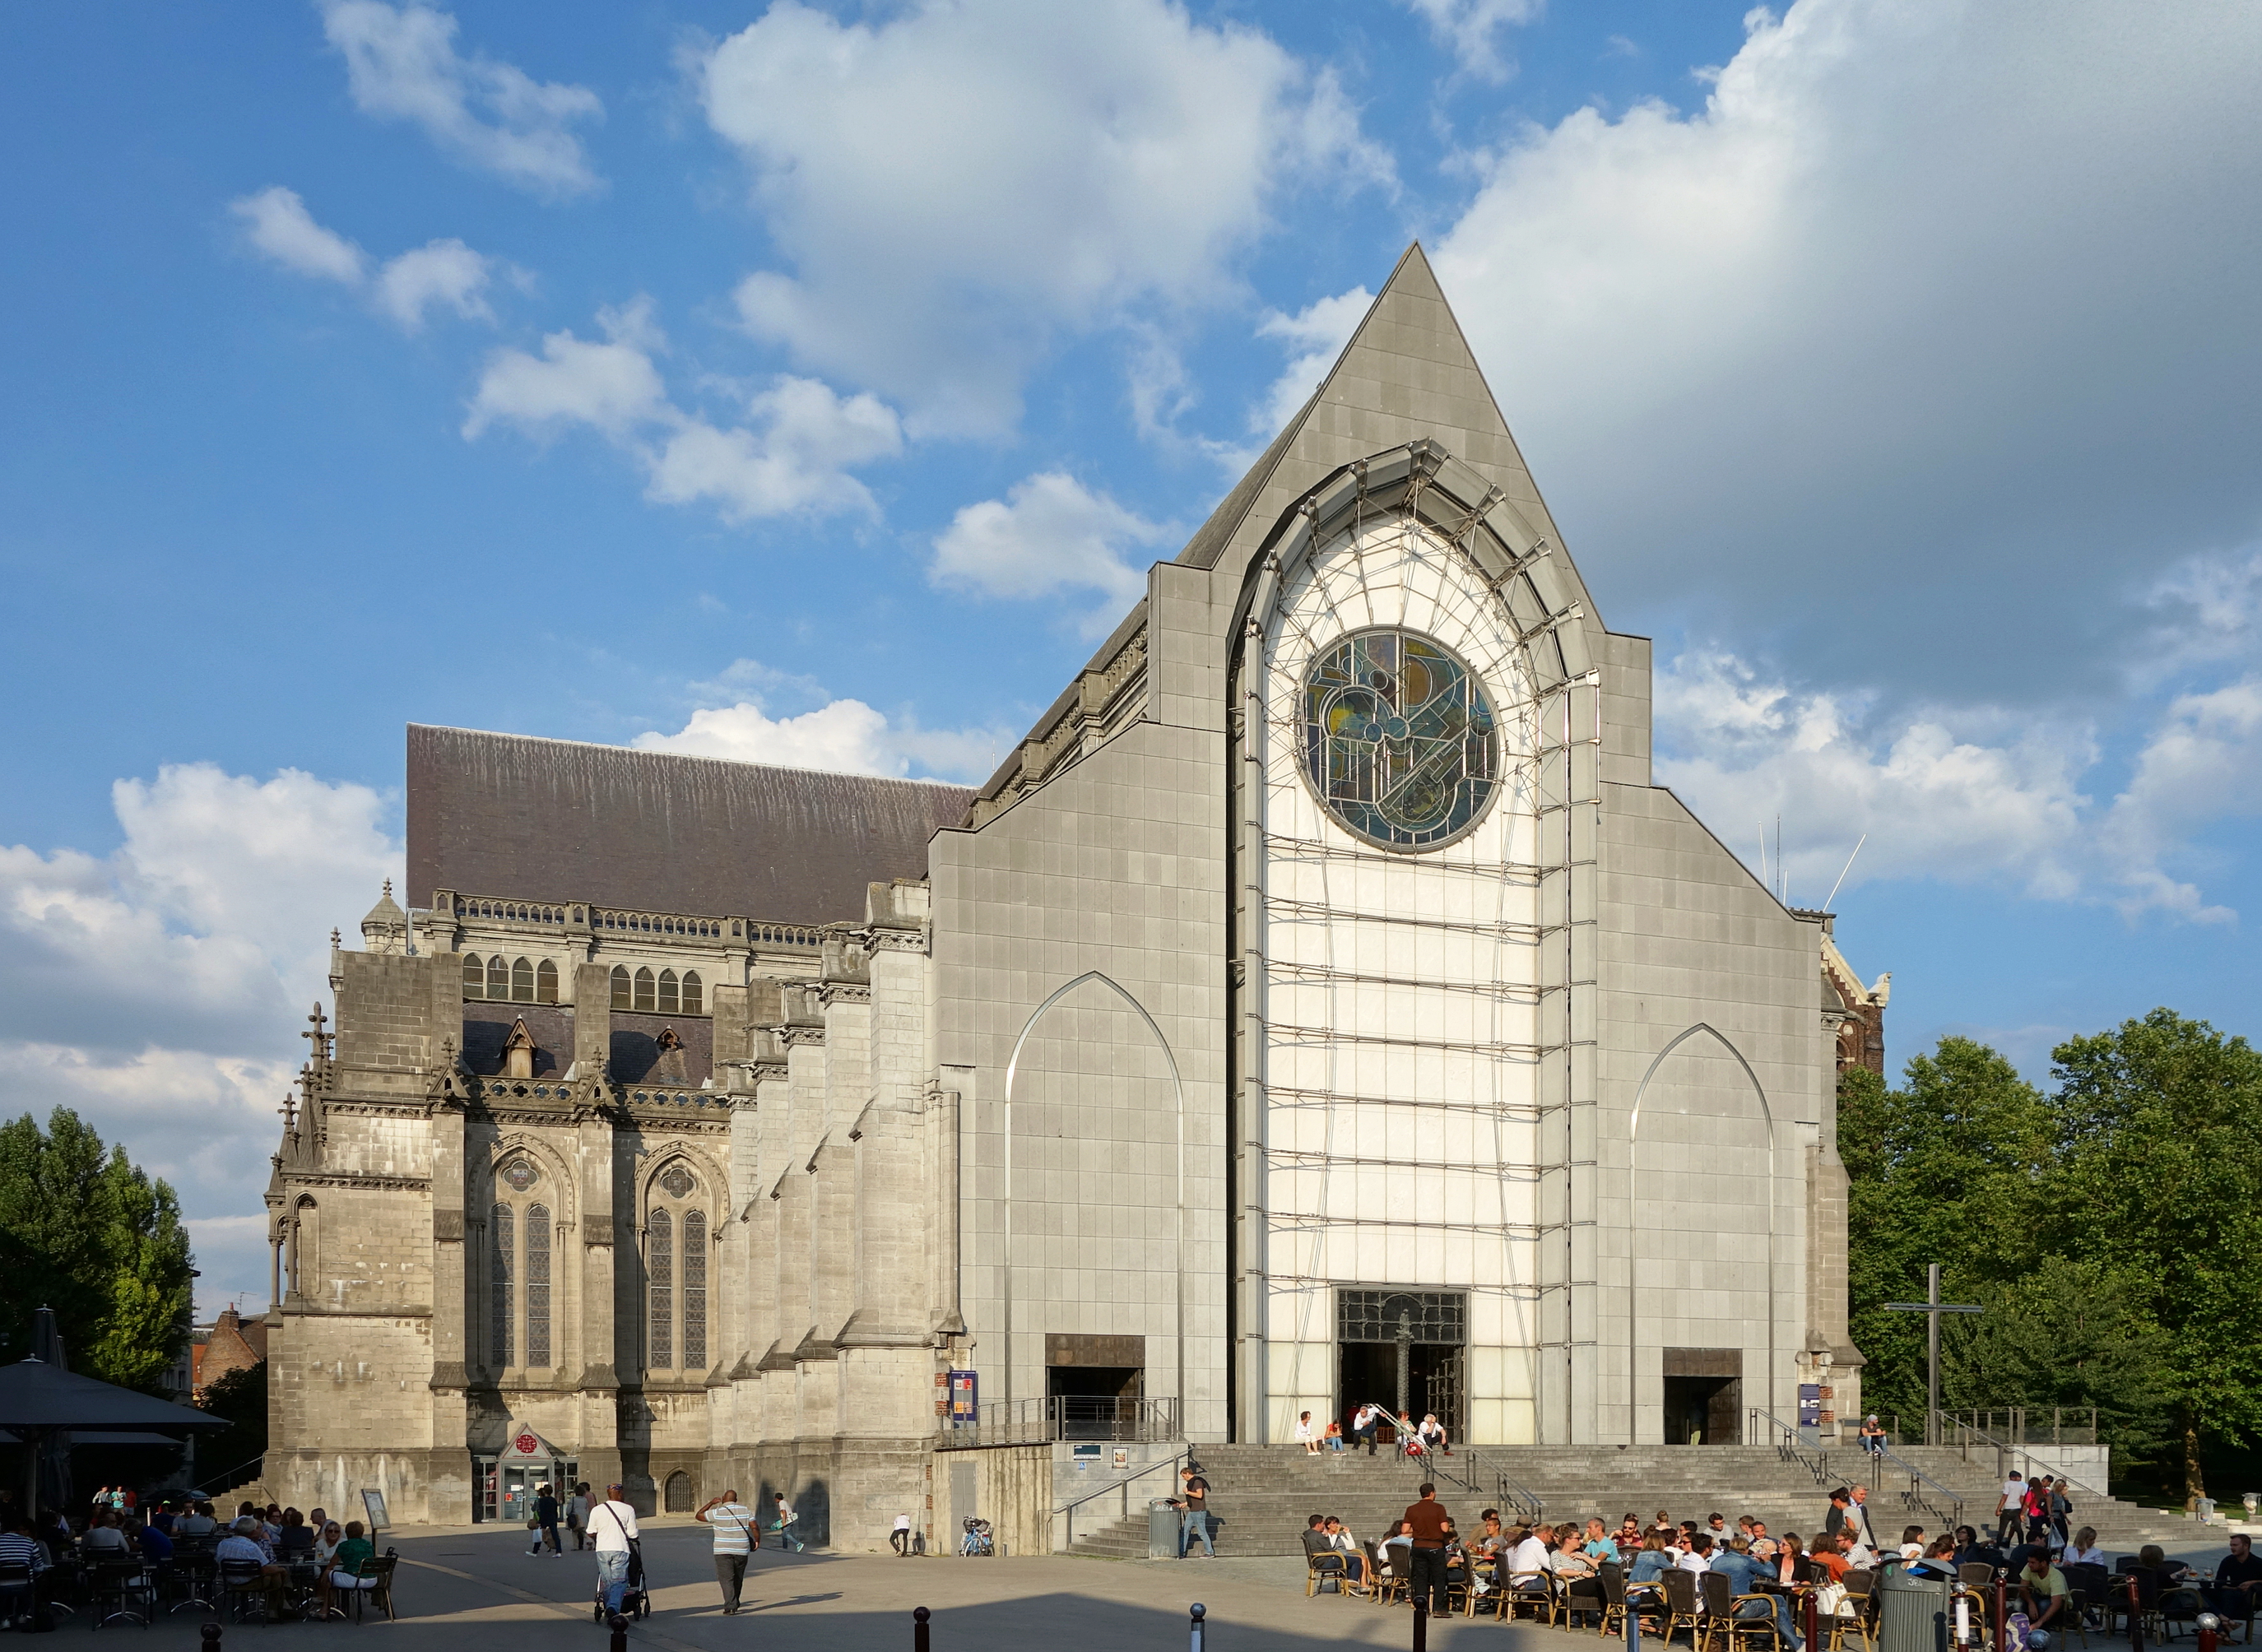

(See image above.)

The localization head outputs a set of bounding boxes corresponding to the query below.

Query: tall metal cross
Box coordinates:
[1884,1262,1983,1445]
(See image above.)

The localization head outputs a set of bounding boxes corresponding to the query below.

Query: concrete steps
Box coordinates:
[1060,1444,2202,1559]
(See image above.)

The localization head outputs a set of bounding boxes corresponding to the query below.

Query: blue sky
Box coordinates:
[3,0,2258,1315]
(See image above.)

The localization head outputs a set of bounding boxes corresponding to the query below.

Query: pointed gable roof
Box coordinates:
[1175,244,1577,602]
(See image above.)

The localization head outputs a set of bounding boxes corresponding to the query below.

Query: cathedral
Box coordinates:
[262,246,1882,1547]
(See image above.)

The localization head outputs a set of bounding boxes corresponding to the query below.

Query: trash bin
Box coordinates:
[1149,1500,1181,1560]
[1878,1566,1953,1652]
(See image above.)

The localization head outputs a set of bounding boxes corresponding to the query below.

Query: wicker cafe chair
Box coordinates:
[218,1557,274,1624]
[1499,1570,1558,1626]
[1563,1566,1609,1631]
[1599,1563,1632,1639]
[1697,1571,1744,1652]
[1368,1542,1405,1607]
[1664,1569,1708,1649]
[1828,1568,1877,1652]
[1306,1548,1349,1599]
[365,1552,400,1622]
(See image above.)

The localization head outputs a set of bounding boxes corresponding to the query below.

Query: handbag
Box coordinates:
[1814,1581,1852,1618]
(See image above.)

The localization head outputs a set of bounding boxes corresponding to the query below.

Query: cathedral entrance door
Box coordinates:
[1335,1291,1467,1443]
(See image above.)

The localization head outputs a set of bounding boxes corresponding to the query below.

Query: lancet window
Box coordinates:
[644,1162,707,1375]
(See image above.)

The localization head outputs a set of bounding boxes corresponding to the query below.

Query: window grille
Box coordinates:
[490,1204,514,1367]
[1336,1290,1467,1346]
[526,1204,551,1367]
[648,1208,673,1369]
[681,971,703,1015]
[683,1209,707,1369]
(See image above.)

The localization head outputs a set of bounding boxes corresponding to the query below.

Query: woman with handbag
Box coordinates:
[526,1484,561,1556]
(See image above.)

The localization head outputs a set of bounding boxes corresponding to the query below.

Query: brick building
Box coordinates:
[262,247,1883,1543]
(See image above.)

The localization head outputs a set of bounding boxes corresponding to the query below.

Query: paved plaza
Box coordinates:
[96,1520,2238,1651]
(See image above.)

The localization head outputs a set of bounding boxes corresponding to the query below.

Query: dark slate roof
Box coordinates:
[406,725,972,926]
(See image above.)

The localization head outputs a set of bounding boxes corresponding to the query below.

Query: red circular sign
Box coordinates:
[514,1432,538,1455]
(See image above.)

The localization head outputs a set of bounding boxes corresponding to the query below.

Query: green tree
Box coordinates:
[196,1362,267,1485]
[2048,1009,2262,1502]
[0,1107,196,1390]
[1843,1041,2054,1424]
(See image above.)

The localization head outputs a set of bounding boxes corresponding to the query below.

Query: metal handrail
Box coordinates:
[1931,1410,2111,1507]
[1052,1449,1191,1549]
[1749,1407,1832,1485]
[1871,1442,1965,1531]
[1447,1446,1546,1525]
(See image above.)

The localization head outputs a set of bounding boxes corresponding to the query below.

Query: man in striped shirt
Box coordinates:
[695,1490,757,1615]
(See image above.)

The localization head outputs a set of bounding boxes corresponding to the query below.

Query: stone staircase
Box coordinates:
[1062,1442,2204,1560]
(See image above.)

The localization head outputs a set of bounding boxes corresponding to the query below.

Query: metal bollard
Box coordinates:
[201,1623,222,1652]
[914,1605,931,1652]
[2199,1615,2222,1652]
[2129,1579,2144,1652]
[1806,1589,1821,1651]
[608,1609,629,1652]
[1413,1598,1428,1652]
[1995,1579,2009,1652]
[1627,1589,1642,1652]
[1190,1601,1207,1652]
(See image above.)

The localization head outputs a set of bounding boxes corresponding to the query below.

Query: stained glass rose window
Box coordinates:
[501,1158,538,1192]
[1302,628,1499,849]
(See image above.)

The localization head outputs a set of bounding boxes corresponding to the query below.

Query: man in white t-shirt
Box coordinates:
[1679,1534,1714,1574]
[891,1513,915,1557]
[588,1484,639,1616]
[696,1489,757,1614]
[1996,1472,2025,1546]
[770,1493,803,1552]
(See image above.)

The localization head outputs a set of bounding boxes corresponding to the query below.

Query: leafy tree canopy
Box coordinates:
[0,1107,196,1392]
[1845,1011,2262,1501]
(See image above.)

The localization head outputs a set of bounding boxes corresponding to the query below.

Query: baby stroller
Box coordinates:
[592,1539,650,1622]
[960,1517,994,1557]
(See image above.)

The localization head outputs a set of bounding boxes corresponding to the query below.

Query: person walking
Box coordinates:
[890,1513,914,1557]
[527,1483,561,1556]
[769,1492,804,1552]
[695,1489,757,1614]
[1177,1464,1214,1558]
[1400,1483,1456,1619]
[1995,1471,2025,1547]
[588,1483,639,1616]
[567,1483,592,1551]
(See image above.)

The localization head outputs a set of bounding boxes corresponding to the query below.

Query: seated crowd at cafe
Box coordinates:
[1302,1482,2262,1648]
[0,1485,388,1626]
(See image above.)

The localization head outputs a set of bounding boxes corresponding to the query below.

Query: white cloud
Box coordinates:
[633,679,1009,783]
[230,187,366,285]
[1253,285,1372,436]
[1430,0,2262,698]
[2099,679,2262,922]
[464,298,902,522]
[319,0,603,197]
[371,237,497,332]
[1654,650,2092,904]
[1655,647,2262,921]
[699,0,1391,435]
[0,765,401,1318]
[931,472,1169,627]
[1396,0,1544,81]
[231,187,508,334]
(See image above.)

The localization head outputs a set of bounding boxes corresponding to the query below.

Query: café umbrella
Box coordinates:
[0,1355,227,1510]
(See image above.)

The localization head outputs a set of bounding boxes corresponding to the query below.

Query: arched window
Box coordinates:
[290,1195,318,1299]
[486,955,509,999]
[536,959,559,1005]
[462,954,485,999]
[634,968,656,1013]
[526,1204,551,1367]
[657,969,679,1015]
[490,1203,514,1368]
[647,1209,674,1370]
[681,971,703,1016]
[683,1209,708,1369]
[611,965,631,1010]
[511,957,534,1002]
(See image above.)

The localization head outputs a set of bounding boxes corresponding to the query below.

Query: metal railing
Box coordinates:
[1749,1407,1833,1486]
[1869,1441,1964,1531]
[1438,1446,1547,1526]
[1931,1411,2111,1506]
[938,1395,1180,1449]
[1945,1408,2098,1447]
[1052,1448,1191,1550]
